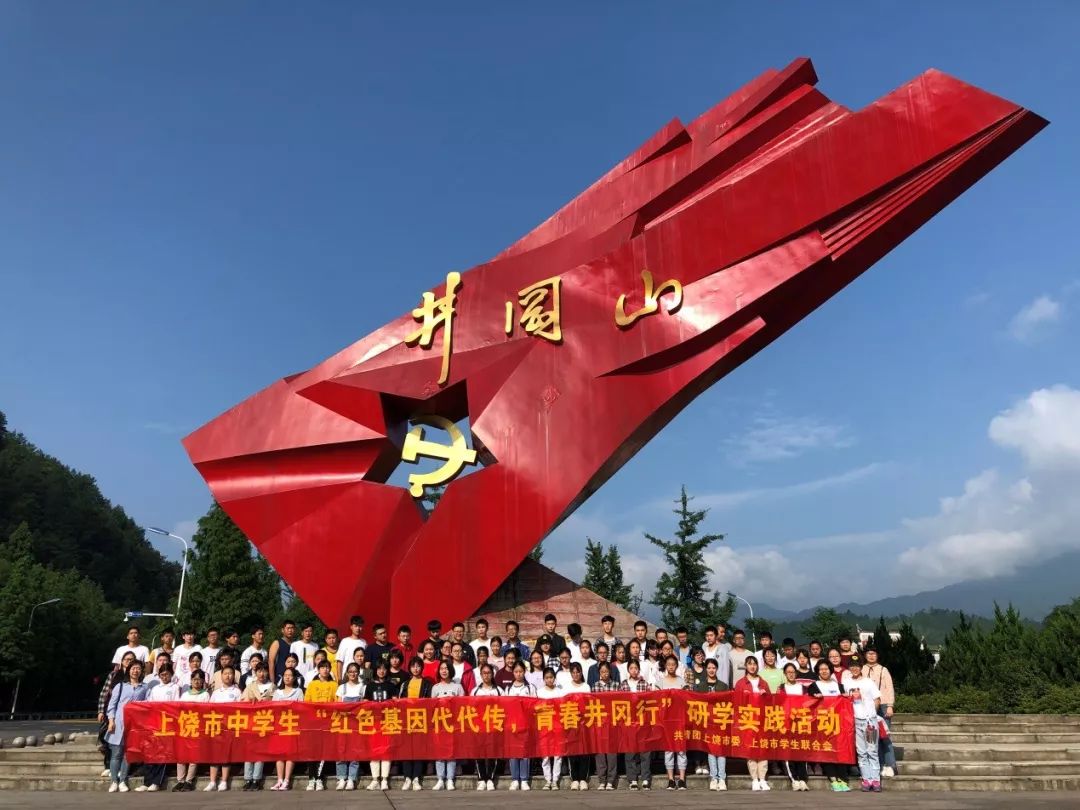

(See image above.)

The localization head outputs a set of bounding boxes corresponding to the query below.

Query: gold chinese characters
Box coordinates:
[403,271,461,385]
[505,276,562,343]
[615,269,683,328]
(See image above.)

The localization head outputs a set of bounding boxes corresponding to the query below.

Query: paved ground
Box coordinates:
[2,792,1079,808]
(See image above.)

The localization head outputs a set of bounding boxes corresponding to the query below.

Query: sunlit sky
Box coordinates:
[3,3,1077,609]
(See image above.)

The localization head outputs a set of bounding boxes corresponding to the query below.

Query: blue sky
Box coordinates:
[2,3,1077,610]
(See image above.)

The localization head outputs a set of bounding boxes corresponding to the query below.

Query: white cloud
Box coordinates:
[1008,295,1061,342]
[727,413,854,463]
[893,385,1080,590]
[546,385,1080,612]
[988,385,1080,470]
[694,463,885,512]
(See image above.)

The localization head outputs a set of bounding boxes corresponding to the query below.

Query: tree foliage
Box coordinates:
[582,537,640,614]
[0,410,182,712]
[179,503,283,638]
[801,608,854,647]
[648,486,734,635]
[0,522,118,711]
[0,415,179,609]
[894,600,1080,713]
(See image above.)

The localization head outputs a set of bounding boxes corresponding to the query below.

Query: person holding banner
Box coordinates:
[620,658,653,791]
[364,660,396,790]
[592,661,619,789]
[536,667,563,790]
[563,662,592,790]
[780,664,810,791]
[845,656,882,792]
[270,667,304,791]
[470,664,503,790]
[507,660,537,790]
[808,659,851,792]
[694,658,728,791]
[305,659,339,790]
[334,662,364,790]
[105,659,147,792]
[432,660,465,789]
[136,662,179,792]
[174,668,210,792]
[734,655,771,791]
[399,657,433,790]
[657,654,688,790]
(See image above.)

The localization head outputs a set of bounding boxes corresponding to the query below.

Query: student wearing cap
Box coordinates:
[534,614,567,657]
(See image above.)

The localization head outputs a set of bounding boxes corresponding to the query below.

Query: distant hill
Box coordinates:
[829,552,1080,621]
[0,410,179,610]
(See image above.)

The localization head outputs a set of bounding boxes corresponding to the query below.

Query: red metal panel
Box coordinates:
[182,58,1046,633]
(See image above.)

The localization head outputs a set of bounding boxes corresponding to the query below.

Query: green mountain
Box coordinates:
[0,410,180,711]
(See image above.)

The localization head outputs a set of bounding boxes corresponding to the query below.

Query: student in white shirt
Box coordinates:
[470,665,503,790]
[175,670,210,791]
[469,618,492,658]
[657,655,688,790]
[289,623,319,680]
[845,657,882,791]
[112,626,150,670]
[173,629,202,686]
[535,668,563,789]
[808,660,849,791]
[270,668,304,791]
[240,626,266,675]
[563,663,592,790]
[779,665,810,791]
[137,663,179,792]
[777,637,798,670]
[554,650,574,690]
[337,615,367,677]
[201,627,222,679]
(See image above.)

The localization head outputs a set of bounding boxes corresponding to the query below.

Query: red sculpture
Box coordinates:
[183,58,1045,633]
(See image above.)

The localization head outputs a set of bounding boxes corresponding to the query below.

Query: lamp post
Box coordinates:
[147,527,189,618]
[727,591,756,651]
[9,598,62,719]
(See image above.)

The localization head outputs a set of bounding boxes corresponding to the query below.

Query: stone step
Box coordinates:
[899,760,1077,777]
[0,762,122,776]
[893,723,1080,735]
[896,714,1078,725]
[897,744,1080,763]
[892,732,1080,744]
[0,750,103,763]
[885,774,1080,791]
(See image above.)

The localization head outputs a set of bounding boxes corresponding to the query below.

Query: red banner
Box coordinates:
[125,691,854,764]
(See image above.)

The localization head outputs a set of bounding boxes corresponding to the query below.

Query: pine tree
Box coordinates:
[648,486,730,635]
[582,538,608,593]
[528,541,545,561]
[179,503,283,639]
[581,538,636,611]
[871,616,894,661]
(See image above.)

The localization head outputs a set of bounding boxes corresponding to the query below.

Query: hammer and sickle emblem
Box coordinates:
[400,415,478,497]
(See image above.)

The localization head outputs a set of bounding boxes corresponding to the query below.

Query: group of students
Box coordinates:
[99,613,897,794]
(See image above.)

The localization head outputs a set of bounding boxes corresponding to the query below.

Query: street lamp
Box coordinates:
[727,591,756,651]
[147,527,189,618]
[9,598,62,718]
